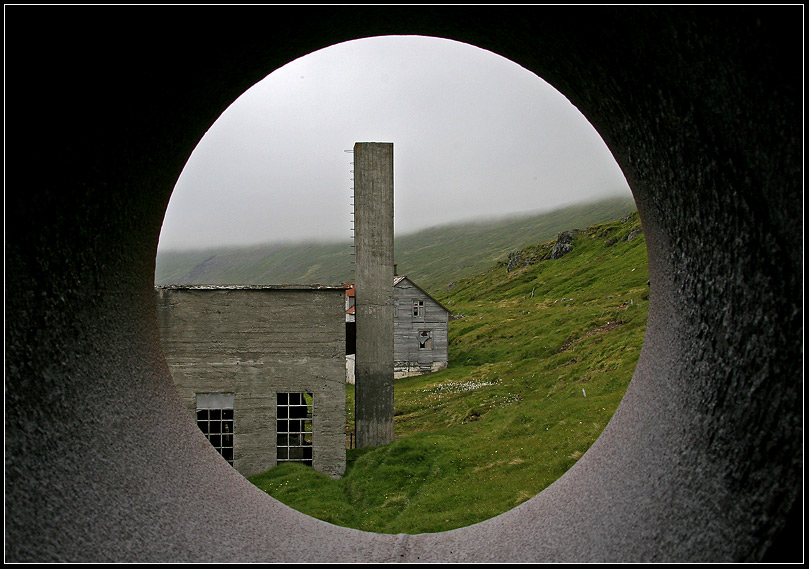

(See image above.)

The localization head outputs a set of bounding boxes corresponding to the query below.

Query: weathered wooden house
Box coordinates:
[155,285,347,479]
[345,276,450,379]
[392,276,450,378]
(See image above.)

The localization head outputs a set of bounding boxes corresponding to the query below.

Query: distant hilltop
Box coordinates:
[155,195,637,292]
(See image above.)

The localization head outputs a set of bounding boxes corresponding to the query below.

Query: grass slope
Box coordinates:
[155,195,636,291]
[248,210,649,534]
[395,194,637,292]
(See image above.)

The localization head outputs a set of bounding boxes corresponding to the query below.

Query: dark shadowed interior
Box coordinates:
[5,7,802,562]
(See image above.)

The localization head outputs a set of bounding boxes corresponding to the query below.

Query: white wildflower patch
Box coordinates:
[491,393,522,406]
[423,378,499,395]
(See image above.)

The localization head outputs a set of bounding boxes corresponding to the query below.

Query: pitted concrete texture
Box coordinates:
[5,7,802,563]
[353,142,396,448]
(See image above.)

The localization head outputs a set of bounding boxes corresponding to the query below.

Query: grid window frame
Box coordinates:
[195,394,235,466]
[413,299,425,320]
[276,392,314,467]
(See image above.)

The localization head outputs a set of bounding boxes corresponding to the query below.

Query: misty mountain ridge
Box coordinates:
[155,195,637,292]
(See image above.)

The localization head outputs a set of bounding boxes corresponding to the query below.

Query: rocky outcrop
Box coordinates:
[626,228,643,242]
[604,214,643,247]
[505,230,578,272]
[548,230,577,259]
[506,249,539,272]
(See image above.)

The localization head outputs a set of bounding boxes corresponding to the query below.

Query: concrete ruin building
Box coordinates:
[155,285,347,479]
[157,142,398,476]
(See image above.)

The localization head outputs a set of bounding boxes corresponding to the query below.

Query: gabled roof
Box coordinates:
[343,276,451,315]
[393,276,451,314]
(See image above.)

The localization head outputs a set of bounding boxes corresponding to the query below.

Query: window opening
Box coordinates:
[277,392,313,467]
[418,329,433,350]
[413,299,425,320]
[196,393,235,466]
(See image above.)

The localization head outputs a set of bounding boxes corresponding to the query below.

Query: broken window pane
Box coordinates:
[419,329,433,350]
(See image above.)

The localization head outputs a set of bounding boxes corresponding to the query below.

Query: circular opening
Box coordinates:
[156,35,646,534]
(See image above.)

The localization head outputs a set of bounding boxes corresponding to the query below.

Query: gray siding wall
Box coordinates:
[393,279,449,377]
[155,287,346,479]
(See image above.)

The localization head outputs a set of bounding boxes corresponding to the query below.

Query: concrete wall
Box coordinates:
[353,142,395,447]
[155,286,346,479]
[393,277,449,378]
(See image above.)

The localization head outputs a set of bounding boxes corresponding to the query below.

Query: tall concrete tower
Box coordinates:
[353,142,395,448]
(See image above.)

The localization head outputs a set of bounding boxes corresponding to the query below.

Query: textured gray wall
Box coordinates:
[5,7,802,563]
[155,286,347,479]
[353,142,396,447]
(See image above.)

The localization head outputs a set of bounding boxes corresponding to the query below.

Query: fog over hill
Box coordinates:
[155,195,637,293]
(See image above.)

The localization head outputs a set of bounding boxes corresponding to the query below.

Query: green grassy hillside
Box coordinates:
[155,195,636,292]
[394,195,637,292]
[248,210,649,534]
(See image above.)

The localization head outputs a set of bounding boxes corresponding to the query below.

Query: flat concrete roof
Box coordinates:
[156,284,349,291]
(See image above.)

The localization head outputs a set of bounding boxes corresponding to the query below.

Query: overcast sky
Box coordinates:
[158,35,632,252]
